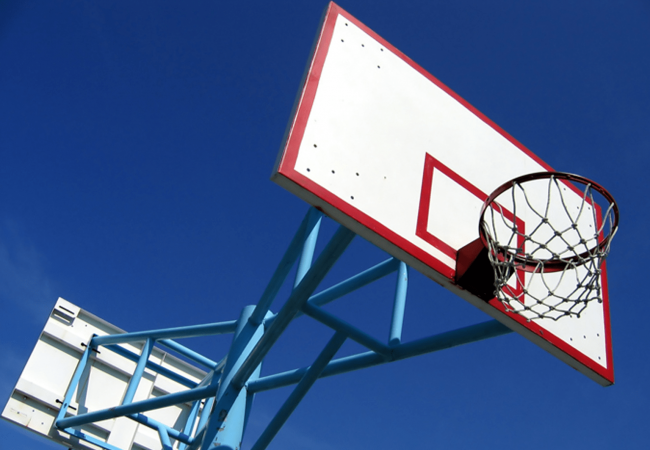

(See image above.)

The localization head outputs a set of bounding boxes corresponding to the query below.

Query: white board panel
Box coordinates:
[2,298,207,450]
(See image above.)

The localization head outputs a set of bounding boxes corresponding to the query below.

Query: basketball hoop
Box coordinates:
[479,172,619,321]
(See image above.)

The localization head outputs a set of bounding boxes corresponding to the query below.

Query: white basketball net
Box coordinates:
[481,174,618,321]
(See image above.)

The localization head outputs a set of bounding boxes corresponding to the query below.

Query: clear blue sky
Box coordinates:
[1,1,648,449]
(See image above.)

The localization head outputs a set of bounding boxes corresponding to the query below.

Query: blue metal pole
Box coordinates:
[249,208,321,326]
[178,398,203,450]
[130,412,192,444]
[389,262,408,346]
[191,396,216,448]
[56,384,216,429]
[392,319,512,359]
[62,427,124,450]
[91,320,238,347]
[232,225,355,389]
[247,320,512,393]
[122,338,154,405]
[105,344,200,389]
[158,339,221,370]
[251,332,347,450]
[307,257,399,309]
[264,256,399,325]
[302,301,390,357]
[54,344,92,425]
[293,207,322,288]
[200,306,264,450]
[199,306,267,450]
[159,426,173,450]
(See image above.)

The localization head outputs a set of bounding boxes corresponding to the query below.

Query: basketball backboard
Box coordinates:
[2,298,207,450]
[272,2,613,385]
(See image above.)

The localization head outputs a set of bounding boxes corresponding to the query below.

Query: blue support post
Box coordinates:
[192,396,215,446]
[307,257,399,309]
[130,413,192,445]
[63,428,124,450]
[249,208,322,326]
[54,344,92,425]
[105,344,200,388]
[91,320,238,347]
[158,426,173,450]
[122,338,153,405]
[251,332,347,450]
[158,339,222,370]
[389,262,408,346]
[178,398,203,450]
[199,306,268,450]
[302,301,390,357]
[57,384,216,429]
[293,207,322,288]
[247,320,513,394]
[232,225,355,389]
[265,256,400,326]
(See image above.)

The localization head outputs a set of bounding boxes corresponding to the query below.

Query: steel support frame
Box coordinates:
[54,208,512,450]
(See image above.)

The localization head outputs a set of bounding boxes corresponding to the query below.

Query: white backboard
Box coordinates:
[2,298,207,450]
[272,2,613,385]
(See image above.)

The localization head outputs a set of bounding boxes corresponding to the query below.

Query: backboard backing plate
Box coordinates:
[2,298,207,450]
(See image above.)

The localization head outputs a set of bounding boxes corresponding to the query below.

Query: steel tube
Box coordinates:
[251,332,347,450]
[248,320,512,393]
[193,396,215,445]
[130,413,192,444]
[231,225,355,389]
[61,427,123,450]
[159,426,173,450]
[178,399,202,450]
[293,208,322,288]
[392,319,512,360]
[106,344,199,389]
[302,301,390,357]
[389,262,408,346]
[122,338,153,405]
[56,384,216,429]
[199,306,266,450]
[158,339,220,370]
[91,320,238,347]
[55,344,92,425]
[248,351,382,393]
[293,257,399,320]
[249,208,319,326]
[263,257,399,325]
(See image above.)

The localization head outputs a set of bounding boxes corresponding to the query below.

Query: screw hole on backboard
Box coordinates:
[306,168,310,172]
[341,39,344,42]
[351,196,354,200]
[345,22,348,26]
[331,170,335,174]
[356,172,359,176]
[380,48,384,51]
[377,65,381,68]
[361,44,364,47]
[313,144,317,148]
